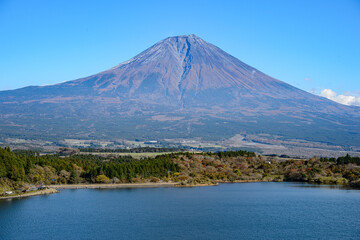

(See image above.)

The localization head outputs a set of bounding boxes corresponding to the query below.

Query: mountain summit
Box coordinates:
[0,35,359,147]
[60,34,309,106]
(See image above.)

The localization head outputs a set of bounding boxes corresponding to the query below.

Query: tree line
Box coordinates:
[320,154,360,165]
[1,146,360,193]
[0,147,179,188]
[79,147,184,153]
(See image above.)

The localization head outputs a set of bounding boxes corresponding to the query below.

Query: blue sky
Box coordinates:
[0,0,359,104]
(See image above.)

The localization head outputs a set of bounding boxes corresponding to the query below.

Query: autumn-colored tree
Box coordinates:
[95,175,110,183]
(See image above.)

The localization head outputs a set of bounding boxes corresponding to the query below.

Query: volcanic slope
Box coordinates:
[0,34,359,146]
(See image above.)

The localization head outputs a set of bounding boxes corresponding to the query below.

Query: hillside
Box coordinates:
[0,35,359,148]
[1,148,360,194]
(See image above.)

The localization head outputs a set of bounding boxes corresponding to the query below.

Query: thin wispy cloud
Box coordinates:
[309,88,317,94]
[304,77,312,83]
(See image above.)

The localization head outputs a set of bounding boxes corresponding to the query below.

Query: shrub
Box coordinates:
[95,175,110,183]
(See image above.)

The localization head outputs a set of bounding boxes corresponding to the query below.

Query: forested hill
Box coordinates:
[1,147,360,195]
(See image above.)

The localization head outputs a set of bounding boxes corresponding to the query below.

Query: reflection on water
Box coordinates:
[293,183,357,190]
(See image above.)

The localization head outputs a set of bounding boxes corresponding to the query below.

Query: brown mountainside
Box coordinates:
[0,35,359,147]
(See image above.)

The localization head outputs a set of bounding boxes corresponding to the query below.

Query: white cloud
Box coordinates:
[320,89,360,106]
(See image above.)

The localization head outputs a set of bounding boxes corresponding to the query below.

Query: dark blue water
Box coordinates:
[0,182,359,240]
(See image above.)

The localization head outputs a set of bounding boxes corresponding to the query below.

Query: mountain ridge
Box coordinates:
[0,34,359,148]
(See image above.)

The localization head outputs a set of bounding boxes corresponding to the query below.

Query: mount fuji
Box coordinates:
[0,35,359,147]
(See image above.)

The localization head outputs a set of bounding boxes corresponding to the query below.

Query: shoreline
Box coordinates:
[220,180,273,183]
[175,183,219,187]
[0,188,58,200]
[49,182,177,189]
[2,181,356,201]
[48,180,273,189]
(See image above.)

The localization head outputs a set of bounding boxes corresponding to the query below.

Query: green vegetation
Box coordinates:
[79,147,184,153]
[0,147,179,194]
[172,152,360,187]
[74,147,185,159]
[320,154,360,165]
[1,147,360,195]
[79,152,180,159]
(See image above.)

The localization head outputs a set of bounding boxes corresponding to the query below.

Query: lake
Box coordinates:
[0,182,359,240]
